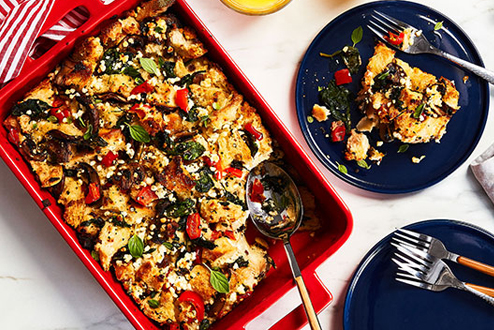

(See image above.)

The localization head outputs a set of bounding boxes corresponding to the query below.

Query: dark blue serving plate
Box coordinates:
[343,219,494,330]
[295,1,489,193]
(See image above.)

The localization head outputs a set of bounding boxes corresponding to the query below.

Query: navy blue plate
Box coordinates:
[295,1,489,193]
[343,219,494,330]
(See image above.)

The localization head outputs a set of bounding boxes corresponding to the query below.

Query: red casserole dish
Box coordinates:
[0,0,353,329]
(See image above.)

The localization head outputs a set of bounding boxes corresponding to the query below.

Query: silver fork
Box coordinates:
[367,11,494,84]
[392,244,494,305]
[393,228,494,278]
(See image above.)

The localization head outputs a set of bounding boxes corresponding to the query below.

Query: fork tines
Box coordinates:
[367,11,417,43]
[394,228,433,249]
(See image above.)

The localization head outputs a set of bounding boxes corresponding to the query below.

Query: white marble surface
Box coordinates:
[1,0,494,329]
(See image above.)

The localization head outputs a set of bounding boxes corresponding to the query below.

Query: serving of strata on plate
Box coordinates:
[312,27,460,167]
[3,0,322,329]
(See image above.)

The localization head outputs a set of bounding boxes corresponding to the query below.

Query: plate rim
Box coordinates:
[295,0,490,194]
[342,218,494,329]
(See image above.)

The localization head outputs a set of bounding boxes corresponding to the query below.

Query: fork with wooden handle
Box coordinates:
[393,228,494,278]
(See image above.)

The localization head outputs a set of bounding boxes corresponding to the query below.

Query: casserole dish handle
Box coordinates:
[244,272,332,329]
[22,0,108,67]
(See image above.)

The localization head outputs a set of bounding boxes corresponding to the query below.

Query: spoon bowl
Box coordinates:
[245,161,302,242]
[246,161,322,330]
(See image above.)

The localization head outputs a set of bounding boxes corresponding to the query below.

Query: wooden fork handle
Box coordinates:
[465,283,494,298]
[458,256,494,277]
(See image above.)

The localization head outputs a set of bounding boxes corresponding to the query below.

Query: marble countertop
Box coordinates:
[1,0,493,329]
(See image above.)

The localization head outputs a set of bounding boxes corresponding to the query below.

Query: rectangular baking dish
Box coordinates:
[0,0,353,329]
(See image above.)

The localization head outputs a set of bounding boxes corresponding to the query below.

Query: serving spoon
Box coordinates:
[246,162,322,330]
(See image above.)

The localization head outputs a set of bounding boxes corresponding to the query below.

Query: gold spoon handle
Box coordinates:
[284,242,322,330]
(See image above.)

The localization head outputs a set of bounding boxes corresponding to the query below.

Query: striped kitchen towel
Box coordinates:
[0,0,90,85]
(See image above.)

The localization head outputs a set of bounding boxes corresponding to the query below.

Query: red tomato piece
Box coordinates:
[50,106,71,123]
[334,69,352,86]
[186,213,201,240]
[135,186,158,206]
[224,167,243,178]
[193,246,203,265]
[214,158,224,180]
[202,155,216,167]
[175,88,189,112]
[385,31,404,45]
[85,182,101,204]
[330,120,346,142]
[101,151,118,167]
[178,291,205,322]
[245,123,263,140]
[250,178,265,203]
[169,323,180,330]
[7,127,20,146]
[130,81,154,95]
[224,230,235,240]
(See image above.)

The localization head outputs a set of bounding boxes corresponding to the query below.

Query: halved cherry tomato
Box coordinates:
[245,123,263,141]
[186,213,201,240]
[250,178,265,203]
[224,167,243,178]
[135,186,158,206]
[385,31,404,45]
[178,291,205,322]
[50,106,71,123]
[175,88,189,112]
[330,120,346,142]
[130,81,154,95]
[7,127,20,146]
[334,69,352,86]
[85,182,101,204]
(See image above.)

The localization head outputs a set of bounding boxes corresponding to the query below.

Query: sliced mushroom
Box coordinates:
[99,93,129,104]
[20,138,47,161]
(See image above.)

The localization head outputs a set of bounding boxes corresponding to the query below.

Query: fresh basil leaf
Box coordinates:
[398,144,409,153]
[356,159,371,169]
[128,234,144,259]
[412,104,425,119]
[351,26,363,46]
[127,124,150,143]
[210,269,229,293]
[139,57,160,76]
[154,26,164,33]
[148,299,160,309]
[434,21,443,31]
[337,162,348,174]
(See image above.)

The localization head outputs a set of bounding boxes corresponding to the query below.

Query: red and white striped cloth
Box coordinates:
[0,0,90,85]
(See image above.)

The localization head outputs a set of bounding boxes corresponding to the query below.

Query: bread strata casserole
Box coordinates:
[345,42,460,162]
[2,1,323,328]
